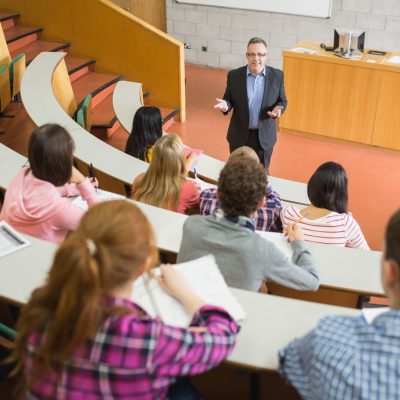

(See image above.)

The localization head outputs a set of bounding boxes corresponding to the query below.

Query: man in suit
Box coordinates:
[214,37,287,169]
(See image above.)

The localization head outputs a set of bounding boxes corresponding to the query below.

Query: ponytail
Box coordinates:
[11,200,158,395]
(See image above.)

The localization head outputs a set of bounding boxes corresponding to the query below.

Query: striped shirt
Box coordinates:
[24,298,238,400]
[281,205,369,250]
[199,185,282,232]
[279,310,400,400]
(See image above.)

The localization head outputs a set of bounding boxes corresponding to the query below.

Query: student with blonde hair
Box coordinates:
[132,134,199,213]
[12,201,238,399]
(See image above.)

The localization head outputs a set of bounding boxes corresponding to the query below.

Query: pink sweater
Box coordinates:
[0,168,100,244]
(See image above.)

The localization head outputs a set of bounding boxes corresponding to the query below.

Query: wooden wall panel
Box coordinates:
[371,72,400,150]
[281,57,380,144]
[22,0,76,52]
[70,0,125,74]
[0,0,25,14]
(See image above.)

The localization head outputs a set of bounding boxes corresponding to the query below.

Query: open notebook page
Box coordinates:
[131,254,246,328]
[71,189,125,210]
[257,231,293,260]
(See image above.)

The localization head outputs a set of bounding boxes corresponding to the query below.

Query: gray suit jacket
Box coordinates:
[223,65,287,150]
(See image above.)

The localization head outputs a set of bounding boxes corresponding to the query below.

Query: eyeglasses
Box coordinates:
[246,52,267,58]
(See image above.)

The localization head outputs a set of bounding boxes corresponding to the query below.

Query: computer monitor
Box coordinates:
[335,29,365,57]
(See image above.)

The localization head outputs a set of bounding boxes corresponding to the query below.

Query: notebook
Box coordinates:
[184,146,203,157]
[131,254,246,328]
[71,189,125,210]
[0,221,31,258]
[257,231,293,260]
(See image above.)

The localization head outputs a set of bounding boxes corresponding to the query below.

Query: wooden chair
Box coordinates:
[9,53,26,101]
[0,64,11,114]
[0,64,13,134]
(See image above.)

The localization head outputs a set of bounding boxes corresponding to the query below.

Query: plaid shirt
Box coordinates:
[279,310,400,400]
[25,298,239,400]
[199,185,282,232]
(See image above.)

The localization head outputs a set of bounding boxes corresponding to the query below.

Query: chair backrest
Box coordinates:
[0,24,11,67]
[9,53,26,98]
[82,94,92,131]
[52,58,77,117]
[76,108,85,129]
[0,64,11,113]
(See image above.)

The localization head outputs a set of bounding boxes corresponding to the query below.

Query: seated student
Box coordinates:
[200,146,282,232]
[0,124,99,244]
[125,106,163,162]
[178,158,319,292]
[12,201,239,399]
[279,209,400,400]
[281,161,369,249]
[132,134,199,214]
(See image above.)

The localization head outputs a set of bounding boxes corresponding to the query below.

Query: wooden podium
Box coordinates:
[280,40,400,151]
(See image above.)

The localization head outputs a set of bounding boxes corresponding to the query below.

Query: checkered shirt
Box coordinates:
[24,298,238,399]
[199,185,282,232]
[279,310,400,400]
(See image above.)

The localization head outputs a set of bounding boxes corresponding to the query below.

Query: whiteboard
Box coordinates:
[176,0,332,18]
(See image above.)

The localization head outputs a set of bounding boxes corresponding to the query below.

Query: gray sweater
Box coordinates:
[177,214,319,292]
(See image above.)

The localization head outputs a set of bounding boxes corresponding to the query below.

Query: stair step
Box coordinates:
[0,10,19,22]
[158,106,179,130]
[71,71,121,107]
[10,39,69,64]
[91,92,117,128]
[4,25,42,44]
[64,55,96,75]
[0,10,19,29]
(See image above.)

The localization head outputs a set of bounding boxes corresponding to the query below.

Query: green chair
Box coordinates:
[77,108,85,129]
[82,94,92,131]
[0,322,16,340]
[9,53,26,101]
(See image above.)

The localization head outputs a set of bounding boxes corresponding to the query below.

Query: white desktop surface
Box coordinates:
[0,234,56,304]
[228,288,360,370]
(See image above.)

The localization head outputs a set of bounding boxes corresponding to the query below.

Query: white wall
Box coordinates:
[166,0,400,69]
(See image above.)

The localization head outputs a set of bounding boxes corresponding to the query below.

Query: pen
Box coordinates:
[193,167,198,180]
[1,224,25,245]
[143,272,162,319]
[88,163,98,193]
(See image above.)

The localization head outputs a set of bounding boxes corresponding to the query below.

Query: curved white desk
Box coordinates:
[0,240,360,372]
[228,288,359,370]
[21,52,148,185]
[0,144,27,190]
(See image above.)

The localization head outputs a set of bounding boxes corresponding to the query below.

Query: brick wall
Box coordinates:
[167,0,400,69]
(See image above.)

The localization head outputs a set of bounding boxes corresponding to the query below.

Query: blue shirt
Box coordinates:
[279,310,400,400]
[246,67,266,129]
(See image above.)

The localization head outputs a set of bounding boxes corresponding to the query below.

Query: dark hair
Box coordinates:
[218,158,267,217]
[28,124,74,186]
[307,162,348,214]
[125,106,163,162]
[385,209,400,266]
[247,37,267,49]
